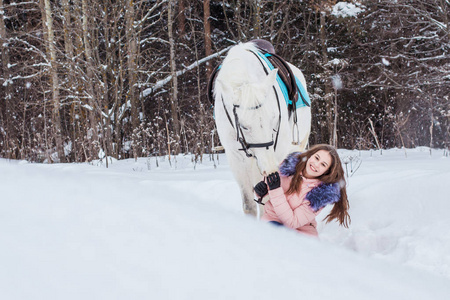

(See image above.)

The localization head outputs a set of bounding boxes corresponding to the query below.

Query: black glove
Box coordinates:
[254,181,268,198]
[267,172,280,190]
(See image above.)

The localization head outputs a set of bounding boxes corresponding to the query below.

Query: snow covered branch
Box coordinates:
[141,46,232,98]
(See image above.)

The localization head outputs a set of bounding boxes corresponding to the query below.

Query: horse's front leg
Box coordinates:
[239,181,259,217]
[241,186,266,218]
[239,163,266,218]
[241,186,257,216]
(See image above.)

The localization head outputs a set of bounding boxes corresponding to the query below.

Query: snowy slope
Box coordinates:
[1,148,449,299]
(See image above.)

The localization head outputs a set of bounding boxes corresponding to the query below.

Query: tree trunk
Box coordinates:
[178,0,186,36]
[168,0,180,154]
[126,0,140,160]
[333,88,338,147]
[236,0,243,39]
[203,0,212,78]
[0,0,13,158]
[319,10,334,146]
[62,0,78,161]
[253,0,261,38]
[101,6,115,165]
[62,0,74,68]
[191,17,206,160]
[42,0,66,162]
[81,0,99,160]
[429,97,434,152]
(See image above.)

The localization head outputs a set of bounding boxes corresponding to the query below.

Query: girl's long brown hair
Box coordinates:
[286,144,351,228]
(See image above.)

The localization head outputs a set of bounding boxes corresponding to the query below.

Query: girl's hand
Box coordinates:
[267,172,281,190]
[254,181,268,198]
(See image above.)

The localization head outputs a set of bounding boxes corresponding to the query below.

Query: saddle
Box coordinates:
[262,51,300,111]
[207,41,310,113]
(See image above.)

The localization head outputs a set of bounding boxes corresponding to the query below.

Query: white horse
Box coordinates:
[212,42,312,217]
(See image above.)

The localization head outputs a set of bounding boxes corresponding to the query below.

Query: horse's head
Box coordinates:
[216,67,282,175]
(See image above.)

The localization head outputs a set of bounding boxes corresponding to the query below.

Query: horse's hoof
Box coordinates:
[243,205,257,217]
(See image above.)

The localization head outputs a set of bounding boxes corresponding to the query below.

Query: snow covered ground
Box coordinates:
[1,147,450,299]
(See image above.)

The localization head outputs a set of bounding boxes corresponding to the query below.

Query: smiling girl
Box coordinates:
[254,144,350,236]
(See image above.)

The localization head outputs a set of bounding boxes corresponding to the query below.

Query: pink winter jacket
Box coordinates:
[261,174,323,236]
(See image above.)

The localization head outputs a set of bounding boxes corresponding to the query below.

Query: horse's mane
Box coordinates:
[214,42,269,110]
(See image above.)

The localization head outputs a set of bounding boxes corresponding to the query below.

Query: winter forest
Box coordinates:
[0,0,449,163]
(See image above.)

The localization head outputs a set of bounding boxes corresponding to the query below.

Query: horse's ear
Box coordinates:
[264,69,278,89]
[216,78,232,95]
[260,68,278,96]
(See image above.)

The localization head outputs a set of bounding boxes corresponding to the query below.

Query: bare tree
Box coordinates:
[41,0,66,162]
[203,0,213,78]
[125,0,140,160]
[80,0,100,159]
[168,0,181,154]
[178,0,186,36]
[0,0,12,157]
[1,0,448,162]
[253,0,261,38]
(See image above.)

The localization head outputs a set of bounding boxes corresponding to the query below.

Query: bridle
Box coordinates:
[220,99,280,158]
[235,103,277,157]
[221,79,281,158]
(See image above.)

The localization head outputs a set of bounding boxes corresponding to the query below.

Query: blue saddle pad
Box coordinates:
[254,51,311,108]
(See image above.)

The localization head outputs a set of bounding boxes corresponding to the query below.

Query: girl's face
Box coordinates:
[304,150,332,179]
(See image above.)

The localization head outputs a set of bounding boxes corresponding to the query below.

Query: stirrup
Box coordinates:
[212,145,224,151]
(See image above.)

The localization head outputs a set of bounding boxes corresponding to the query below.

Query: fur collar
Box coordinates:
[279,152,341,212]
